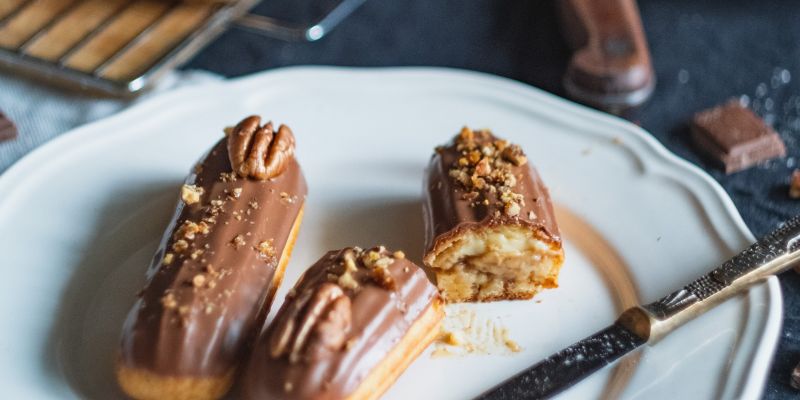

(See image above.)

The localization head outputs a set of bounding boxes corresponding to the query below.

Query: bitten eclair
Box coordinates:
[423,127,564,302]
[243,246,443,400]
[116,116,307,400]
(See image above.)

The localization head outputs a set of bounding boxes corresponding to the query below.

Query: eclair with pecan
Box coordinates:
[242,246,443,400]
[423,127,564,302]
[116,116,307,400]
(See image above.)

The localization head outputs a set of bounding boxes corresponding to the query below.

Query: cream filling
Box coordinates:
[430,226,561,302]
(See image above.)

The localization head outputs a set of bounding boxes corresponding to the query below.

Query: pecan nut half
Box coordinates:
[227,116,296,180]
[269,282,352,363]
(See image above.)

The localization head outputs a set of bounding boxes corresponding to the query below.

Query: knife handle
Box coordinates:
[618,216,800,343]
[557,0,655,111]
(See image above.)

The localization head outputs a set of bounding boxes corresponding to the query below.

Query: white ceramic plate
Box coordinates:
[0,67,781,400]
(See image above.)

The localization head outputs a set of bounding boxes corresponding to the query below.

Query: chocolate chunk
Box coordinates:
[691,99,786,174]
[0,112,17,142]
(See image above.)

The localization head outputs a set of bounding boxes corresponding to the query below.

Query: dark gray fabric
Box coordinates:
[185,0,800,397]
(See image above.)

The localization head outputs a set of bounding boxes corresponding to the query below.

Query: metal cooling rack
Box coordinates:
[0,0,366,97]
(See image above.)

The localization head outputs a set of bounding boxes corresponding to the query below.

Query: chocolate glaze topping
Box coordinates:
[423,128,561,258]
[243,247,440,400]
[119,119,307,378]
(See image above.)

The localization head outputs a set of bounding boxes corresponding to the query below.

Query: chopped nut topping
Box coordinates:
[337,272,359,290]
[219,172,238,182]
[176,221,209,240]
[393,250,405,259]
[181,184,204,205]
[231,234,246,249]
[528,211,536,219]
[343,251,358,272]
[501,144,527,166]
[161,293,177,309]
[192,274,206,287]
[446,127,526,217]
[505,202,521,217]
[172,239,189,253]
[331,247,401,290]
[249,200,259,209]
[370,266,395,290]
[163,253,174,265]
[256,239,276,259]
[231,188,243,198]
[374,257,392,268]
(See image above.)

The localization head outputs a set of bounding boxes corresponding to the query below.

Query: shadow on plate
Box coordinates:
[41,181,179,399]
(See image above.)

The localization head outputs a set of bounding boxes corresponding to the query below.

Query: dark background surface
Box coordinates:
[185,0,800,397]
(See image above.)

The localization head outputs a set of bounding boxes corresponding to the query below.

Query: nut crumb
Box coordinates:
[181,184,204,205]
[172,240,189,253]
[393,250,406,259]
[163,253,174,265]
[192,274,206,287]
[441,331,462,346]
[231,188,243,198]
[161,293,177,309]
[220,172,238,182]
[256,239,276,258]
[231,234,246,249]
[338,272,359,290]
[505,202,521,217]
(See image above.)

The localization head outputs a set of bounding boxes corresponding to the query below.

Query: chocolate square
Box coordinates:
[0,112,16,142]
[691,99,785,174]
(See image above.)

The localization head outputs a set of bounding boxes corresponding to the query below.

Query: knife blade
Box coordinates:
[478,215,800,399]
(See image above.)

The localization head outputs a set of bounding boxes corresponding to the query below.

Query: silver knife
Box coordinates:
[477,215,800,399]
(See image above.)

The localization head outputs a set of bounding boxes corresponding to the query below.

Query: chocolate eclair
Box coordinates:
[242,246,443,400]
[423,127,564,302]
[116,116,307,400]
